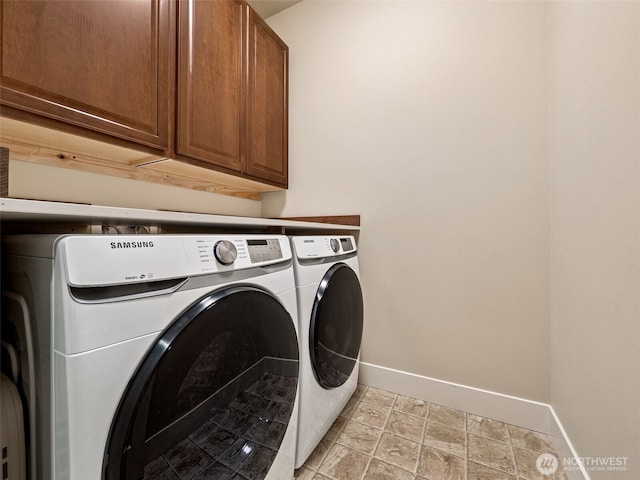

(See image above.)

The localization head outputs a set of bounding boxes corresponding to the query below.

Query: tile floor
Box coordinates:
[294,385,568,480]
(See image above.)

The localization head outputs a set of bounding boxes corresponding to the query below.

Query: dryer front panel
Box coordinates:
[102,286,299,480]
[309,264,364,389]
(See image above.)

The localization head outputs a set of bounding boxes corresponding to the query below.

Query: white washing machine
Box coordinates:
[1,234,300,480]
[289,236,364,468]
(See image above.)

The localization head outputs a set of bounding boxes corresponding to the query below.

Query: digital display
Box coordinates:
[340,238,354,251]
[247,239,283,263]
[247,240,268,246]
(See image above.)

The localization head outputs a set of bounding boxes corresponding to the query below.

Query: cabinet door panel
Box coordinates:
[0,0,170,148]
[246,7,288,187]
[176,0,244,171]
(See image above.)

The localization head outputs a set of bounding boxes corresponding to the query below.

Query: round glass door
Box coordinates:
[103,286,299,480]
[309,263,364,389]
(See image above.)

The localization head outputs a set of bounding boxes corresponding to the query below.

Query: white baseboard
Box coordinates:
[358,361,588,480]
[359,362,551,432]
[549,407,593,480]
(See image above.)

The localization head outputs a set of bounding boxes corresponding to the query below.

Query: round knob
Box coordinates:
[330,238,340,253]
[213,240,238,265]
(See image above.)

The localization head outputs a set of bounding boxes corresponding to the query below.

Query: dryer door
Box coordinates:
[103,286,298,480]
[309,263,364,389]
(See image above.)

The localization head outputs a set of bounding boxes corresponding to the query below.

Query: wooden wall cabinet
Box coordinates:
[177,0,288,187]
[0,0,172,150]
[245,7,288,187]
[0,0,288,195]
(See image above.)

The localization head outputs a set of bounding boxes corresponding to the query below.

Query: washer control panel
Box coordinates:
[187,236,288,272]
[60,235,292,286]
[292,235,357,260]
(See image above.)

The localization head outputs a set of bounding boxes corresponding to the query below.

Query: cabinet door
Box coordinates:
[0,0,171,149]
[246,6,288,187]
[176,0,244,172]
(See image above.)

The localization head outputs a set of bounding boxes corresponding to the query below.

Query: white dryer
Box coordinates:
[289,236,364,468]
[1,234,300,480]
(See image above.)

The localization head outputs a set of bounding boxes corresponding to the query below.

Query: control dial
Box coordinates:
[330,238,340,253]
[213,240,238,265]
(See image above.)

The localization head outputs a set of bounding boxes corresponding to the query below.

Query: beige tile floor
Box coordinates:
[294,385,568,480]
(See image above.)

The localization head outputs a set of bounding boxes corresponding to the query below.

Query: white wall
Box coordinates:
[264,0,550,401]
[549,2,640,479]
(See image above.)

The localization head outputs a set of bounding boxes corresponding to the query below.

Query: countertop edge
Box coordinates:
[0,198,360,231]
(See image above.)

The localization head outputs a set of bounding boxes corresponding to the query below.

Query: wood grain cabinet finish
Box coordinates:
[0,0,171,149]
[0,0,288,191]
[177,0,288,188]
[246,7,288,187]
[176,0,244,172]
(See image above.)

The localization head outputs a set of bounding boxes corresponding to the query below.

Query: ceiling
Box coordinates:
[248,0,302,19]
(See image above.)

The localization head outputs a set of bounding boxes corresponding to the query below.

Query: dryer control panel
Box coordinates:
[291,236,357,260]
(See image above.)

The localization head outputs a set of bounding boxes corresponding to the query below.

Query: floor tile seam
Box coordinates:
[333,435,379,457]
[347,415,385,432]
[358,423,387,480]
[465,454,469,480]
[382,427,424,446]
[364,386,398,400]
[390,394,431,420]
[468,458,519,479]
[467,454,518,477]
[512,444,522,480]
[421,440,468,464]
[377,398,395,432]
[419,442,467,462]
[390,406,431,421]
[424,417,466,432]
[421,403,430,444]
[466,430,514,449]
[422,423,468,459]
[371,450,419,476]
[385,406,426,427]
[359,449,375,480]
[371,455,419,477]
[361,395,397,410]
[506,424,522,480]
[357,397,394,410]
[312,437,337,474]
[330,415,350,440]
[316,438,341,480]
[373,435,421,475]
[428,403,468,422]
[339,395,361,421]
[365,405,399,477]
[511,442,558,457]
[338,407,354,422]
[507,423,552,440]
[353,385,368,399]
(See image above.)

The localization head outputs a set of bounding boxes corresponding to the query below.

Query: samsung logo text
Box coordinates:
[110,241,155,249]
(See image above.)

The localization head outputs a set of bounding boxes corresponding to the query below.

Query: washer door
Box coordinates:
[309,263,364,389]
[103,286,298,480]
